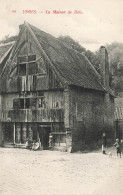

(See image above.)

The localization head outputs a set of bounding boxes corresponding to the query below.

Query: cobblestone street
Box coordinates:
[0,148,123,195]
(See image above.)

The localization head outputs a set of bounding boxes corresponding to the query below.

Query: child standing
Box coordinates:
[114,139,121,158]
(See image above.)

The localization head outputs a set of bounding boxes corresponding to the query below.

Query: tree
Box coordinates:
[85,50,100,72]
[104,42,123,96]
[0,35,17,44]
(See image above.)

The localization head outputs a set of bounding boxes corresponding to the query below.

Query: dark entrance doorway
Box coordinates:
[4,123,13,144]
[38,125,51,150]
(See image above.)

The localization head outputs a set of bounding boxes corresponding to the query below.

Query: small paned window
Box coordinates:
[38,97,45,108]
[13,99,20,109]
[20,99,24,109]
[19,64,26,76]
[28,55,36,62]
[25,98,30,109]
[18,56,28,63]
[28,62,37,75]
[13,98,31,109]
[30,98,37,109]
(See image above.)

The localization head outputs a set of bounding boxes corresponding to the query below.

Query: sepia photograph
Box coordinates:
[0,0,123,194]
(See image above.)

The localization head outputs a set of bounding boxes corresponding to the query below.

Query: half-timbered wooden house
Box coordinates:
[0,22,115,151]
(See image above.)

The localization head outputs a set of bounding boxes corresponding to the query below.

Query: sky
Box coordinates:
[0,0,123,52]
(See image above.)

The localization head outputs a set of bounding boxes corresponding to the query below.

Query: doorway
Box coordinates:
[4,123,13,144]
[38,125,51,150]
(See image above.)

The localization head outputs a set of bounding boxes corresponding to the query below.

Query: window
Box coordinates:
[18,55,37,76]
[13,99,20,109]
[20,99,24,109]
[18,56,28,63]
[13,98,29,109]
[28,62,37,75]
[25,98,30,109]
[13,99,24,109]
[19,64,26,76]
[52,101,59,108]
[30,98,37,109]
[28,55,36,62]
[13,98,38,109]
[38,97,45,108]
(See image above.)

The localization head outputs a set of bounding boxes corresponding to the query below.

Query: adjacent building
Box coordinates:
[114,98,123,139]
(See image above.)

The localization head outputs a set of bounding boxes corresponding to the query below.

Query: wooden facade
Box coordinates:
[0,22,115,151]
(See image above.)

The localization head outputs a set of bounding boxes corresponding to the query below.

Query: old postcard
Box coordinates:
[0,0,123,195]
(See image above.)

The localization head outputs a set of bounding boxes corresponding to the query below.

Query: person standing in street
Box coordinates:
[114,138,121,158]
[102,132,107,154]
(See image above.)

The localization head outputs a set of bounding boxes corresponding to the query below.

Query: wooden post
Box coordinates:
[15,123,21,143]
[28,123,33,140]
[1,125,4,147]
[66,129,72,152]
[13,123,15,144]
[22,123,27,143]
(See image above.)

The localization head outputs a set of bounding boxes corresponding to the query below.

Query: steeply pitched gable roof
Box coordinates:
[0,22,105,92]
[28,23,104,91]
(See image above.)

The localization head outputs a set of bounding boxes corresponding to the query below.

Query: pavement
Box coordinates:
[0,147,123,195]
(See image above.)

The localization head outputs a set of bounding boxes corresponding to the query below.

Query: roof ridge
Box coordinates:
[0,41,15,47]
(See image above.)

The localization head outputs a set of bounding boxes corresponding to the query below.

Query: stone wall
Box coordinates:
[103,93,115,139]
[68,86,114,151]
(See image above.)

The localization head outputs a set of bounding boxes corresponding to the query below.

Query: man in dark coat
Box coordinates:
[102,132,107,154]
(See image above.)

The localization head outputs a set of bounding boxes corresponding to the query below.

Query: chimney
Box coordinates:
[100,46,109,90]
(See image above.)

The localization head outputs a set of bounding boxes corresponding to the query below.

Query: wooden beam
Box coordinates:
[24,22,65,87]
[52,132,66,135]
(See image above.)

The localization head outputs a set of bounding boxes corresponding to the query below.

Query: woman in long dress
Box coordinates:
[32,140,39,151]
